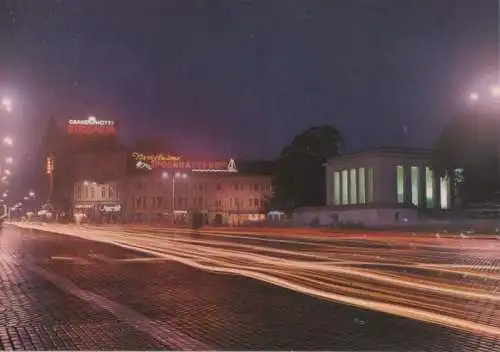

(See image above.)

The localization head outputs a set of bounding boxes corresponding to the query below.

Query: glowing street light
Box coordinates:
[3,136,13,147]
[2,192,7,198]
[161,171,189,224]
[491,84,500,97]
[1,97,12,113]
[28,191,35,198]
[469,92,480,101]
[5,157,12,164]
[24,196,28,200]
[4,169,11,176]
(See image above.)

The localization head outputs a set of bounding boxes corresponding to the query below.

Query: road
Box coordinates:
[1,223,499,351]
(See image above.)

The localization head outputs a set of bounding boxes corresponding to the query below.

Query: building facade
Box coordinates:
[72,150,128,224]
[124,172,272,225]
[295,147,456,227]
[70,151,273,225]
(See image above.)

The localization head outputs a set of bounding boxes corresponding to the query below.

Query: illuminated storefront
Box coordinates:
[73,180,123,224]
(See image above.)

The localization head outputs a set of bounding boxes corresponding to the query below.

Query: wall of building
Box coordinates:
[72,180,123,223]
[124,172,273,225]
[325,148,452,210]
[293,206,420,227]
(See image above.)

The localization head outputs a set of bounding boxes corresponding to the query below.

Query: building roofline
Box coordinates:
[327,146,434,163]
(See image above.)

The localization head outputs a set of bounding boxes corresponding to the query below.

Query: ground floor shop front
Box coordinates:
[73,202,123,224]
[123,210,266,226]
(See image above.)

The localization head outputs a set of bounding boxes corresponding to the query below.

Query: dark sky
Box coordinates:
[1,0,498,161]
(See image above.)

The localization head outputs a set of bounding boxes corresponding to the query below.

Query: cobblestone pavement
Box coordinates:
[2,224,500,351]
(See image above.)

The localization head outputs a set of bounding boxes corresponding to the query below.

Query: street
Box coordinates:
[1,224,499,350]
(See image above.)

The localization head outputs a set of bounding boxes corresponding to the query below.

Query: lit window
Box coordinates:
[101,187,106,199]
[440,174,450,209]
[425,167,434,208]
[349,169,357,204]
[91,187,95,200]
[396,165,404,203]
[341,170,348,205]
[411,166,420,206]
[358,167,366,204]
[334,171,341,205]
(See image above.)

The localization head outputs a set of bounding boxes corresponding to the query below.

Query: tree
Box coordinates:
[432,112,500,204]
[269,125,344,211]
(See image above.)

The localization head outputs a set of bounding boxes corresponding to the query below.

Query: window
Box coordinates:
[216,183,222,190]
[85,187,89,199]
[349,169,357,204]
[366,167,374,203]
[334,172,341,205]
[425,167,434,208]
[396,165,404,203]
[249,198,253,207]
[101,187,106,199]
[109,186,115,199]
[254,184,259,191]
[77,184,82,200]
[254,198,259,207]
[341,170,349,205]
[234,184,239,191]
[358,167,366,204]
[91,187,95,200]
[440,174,450,209]
[411,166,420,206]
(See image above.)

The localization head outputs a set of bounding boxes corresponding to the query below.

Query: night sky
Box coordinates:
[1,0,498,162]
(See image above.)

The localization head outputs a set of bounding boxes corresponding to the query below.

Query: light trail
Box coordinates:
[16,223,500,338]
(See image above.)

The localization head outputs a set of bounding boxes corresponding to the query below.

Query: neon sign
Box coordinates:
[67,116,117,135]
[132,152,237,172]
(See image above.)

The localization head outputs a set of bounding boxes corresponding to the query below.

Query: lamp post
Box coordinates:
[468,85,500,201]
[162,171,188,225]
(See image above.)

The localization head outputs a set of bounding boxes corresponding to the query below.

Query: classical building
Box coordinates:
[294,147,456,227]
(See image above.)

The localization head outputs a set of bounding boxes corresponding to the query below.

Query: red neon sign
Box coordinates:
[67,116,117,135]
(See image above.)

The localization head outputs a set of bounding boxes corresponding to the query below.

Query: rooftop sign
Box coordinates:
[132,152,237,173]
[67,116,117,135]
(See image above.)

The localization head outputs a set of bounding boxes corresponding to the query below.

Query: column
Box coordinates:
[404,165,412,205]
[419,166,426,209]
[433,173,441,210]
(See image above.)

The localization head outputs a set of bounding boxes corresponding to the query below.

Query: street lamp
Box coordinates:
[28,191,35,198]
[467,84,500,201]
[4,169,10,176]
[5,157,12,164]
[3,137,13,147]
[1,98,12,113]
[162,171,188,225]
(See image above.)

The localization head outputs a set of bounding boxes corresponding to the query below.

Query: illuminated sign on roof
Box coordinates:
[132,152,237,172]
[67,116,117,135]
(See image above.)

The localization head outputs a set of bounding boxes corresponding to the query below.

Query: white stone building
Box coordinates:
[294,147,454,227]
